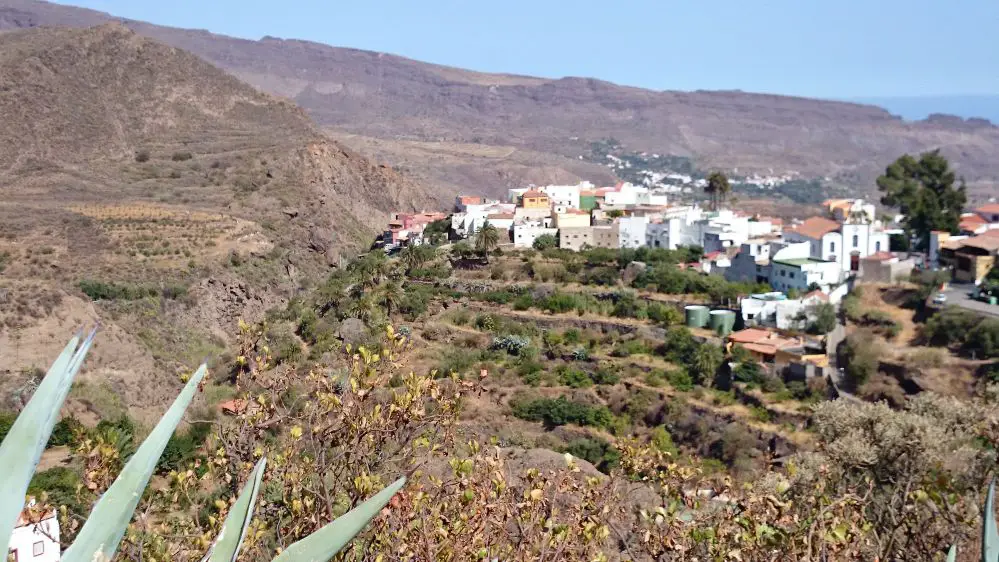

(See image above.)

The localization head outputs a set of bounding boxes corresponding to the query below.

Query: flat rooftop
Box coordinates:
[773,257,832,266]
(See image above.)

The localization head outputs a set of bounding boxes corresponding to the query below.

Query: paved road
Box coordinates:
[937,282,999,319]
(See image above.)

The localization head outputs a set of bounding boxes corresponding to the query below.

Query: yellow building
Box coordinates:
[553,209,591,229]
[520,190,551,210]
[940,233,999,283]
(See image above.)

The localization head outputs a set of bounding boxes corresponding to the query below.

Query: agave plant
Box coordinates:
[947,479,999,562]
[1,330,404,561]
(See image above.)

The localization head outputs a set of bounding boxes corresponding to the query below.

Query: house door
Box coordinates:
[850,252,860,272]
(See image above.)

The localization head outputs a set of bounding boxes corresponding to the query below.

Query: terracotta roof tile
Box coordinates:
[789,216,841,239]
[976,203,999,214]
[522,190,547,198]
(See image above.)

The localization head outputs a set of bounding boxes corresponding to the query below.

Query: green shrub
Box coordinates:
[611,339,649,358]
[733,361,764,384]
[650,426,678,456]
[562,437,620,473]
[665,369,694,391]
[511,396,613,429]
[591,367,620,385]
[841,331,883,389]
[29,467,86,516]
[78,280,159,301]
[172,151,193,161]
[511,294,534,311]
[157,419,212,471]
[557,366,593,389]
[49,415,84,447]
[563,328,582,344]
[539,292,581,314]
[0,411,15,442]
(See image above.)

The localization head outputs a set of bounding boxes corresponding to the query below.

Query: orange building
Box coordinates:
[519,190,551,210]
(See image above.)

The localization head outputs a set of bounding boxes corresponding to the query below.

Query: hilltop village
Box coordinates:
[383,180,999,331]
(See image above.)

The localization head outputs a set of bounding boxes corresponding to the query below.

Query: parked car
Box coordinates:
[932,293,947,304]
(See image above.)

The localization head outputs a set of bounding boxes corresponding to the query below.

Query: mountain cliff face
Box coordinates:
[2,0,997,198]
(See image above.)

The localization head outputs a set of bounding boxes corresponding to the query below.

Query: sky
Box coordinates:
[55,0,999,99]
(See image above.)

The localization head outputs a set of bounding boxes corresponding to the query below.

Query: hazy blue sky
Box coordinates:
[56,0,999,99]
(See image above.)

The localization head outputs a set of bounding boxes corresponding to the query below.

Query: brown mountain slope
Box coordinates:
[0,23,435,260]
[2,0,998,198]
[0,23,436,418]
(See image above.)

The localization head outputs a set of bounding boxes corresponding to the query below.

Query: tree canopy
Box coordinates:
[705,171,731,211]
[876,150,966,249]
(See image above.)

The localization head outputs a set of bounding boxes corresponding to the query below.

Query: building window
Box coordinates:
[789,272,795,279]
[853,234,859,247]
[875,241,881,252]
[780,270,786,277]
[33,542,44,556]
[830,241,835,253]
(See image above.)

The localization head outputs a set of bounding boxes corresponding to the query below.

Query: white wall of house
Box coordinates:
[617,216,649,248]
[9,516,60,562]
[789,223,890,271]
[645,208,704,250]
[636,192,669,206]
[770,259,842,293]
[513,225,558,248]
[540,184,582,210]
[604,183,647,206]
[747,219,774,237]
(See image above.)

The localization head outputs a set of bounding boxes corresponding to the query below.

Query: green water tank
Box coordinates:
[685,305,709,328]
[710,310,737,336]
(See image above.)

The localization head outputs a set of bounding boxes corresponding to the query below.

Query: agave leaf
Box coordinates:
[202,457,267,562]
[271,477,405,562]
[62,363,208,562]
[985,479,999,562]
[946,544,956,562]
[0,330,95,545]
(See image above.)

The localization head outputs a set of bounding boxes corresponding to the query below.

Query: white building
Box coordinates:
[698,210,759,254]
[539,183,586,210]
[770,256,842,294]
[9,501,60,562]
[513,224,558,248]
[645,207,705,250]
[636,191,669,206]
[784,216,889,273]
[603,182,648,206]
[617,216,649,249]
[451,203,516,238]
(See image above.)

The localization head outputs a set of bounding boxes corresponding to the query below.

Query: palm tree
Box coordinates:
[475,221,500,262]
[400,244,435,273]
[349,252,391,288]
[705,171,731,211]
[346,294,378,322]
[378,280,405,317]
[316,278,349,316]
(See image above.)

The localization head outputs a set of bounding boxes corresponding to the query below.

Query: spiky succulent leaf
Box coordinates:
[62,363,208,562]
[270,477,405,562]
[202,457,267,562]
[0,330,95,545]
[946,544,956,562]
[985,479,999,562]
